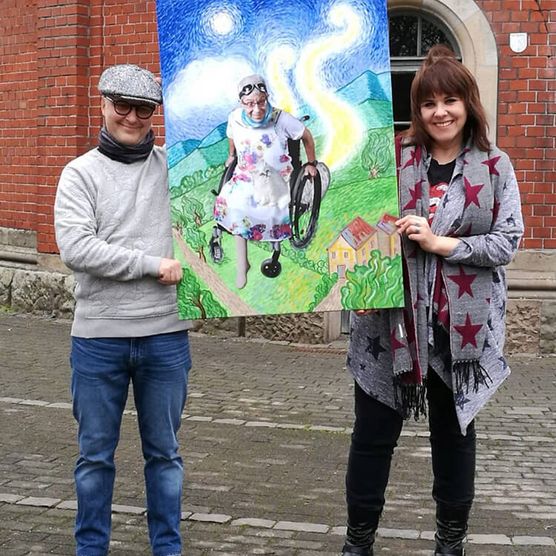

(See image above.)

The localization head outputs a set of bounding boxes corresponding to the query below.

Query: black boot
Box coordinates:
[434,503,470,556]
[341,544,373,556]
[340,513,379,556]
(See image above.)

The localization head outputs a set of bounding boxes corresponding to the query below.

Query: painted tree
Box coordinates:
[180,169,205,191]
[177,268,227,319]
[341,250,403,309]
[360,128,395,179]
[175,196,208,262]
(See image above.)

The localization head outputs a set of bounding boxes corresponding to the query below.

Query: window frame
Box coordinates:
[389,9,462,130]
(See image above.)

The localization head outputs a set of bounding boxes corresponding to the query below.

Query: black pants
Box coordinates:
[345,370,476,525]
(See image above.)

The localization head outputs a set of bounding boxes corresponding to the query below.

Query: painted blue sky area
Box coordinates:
[156,0,391,146]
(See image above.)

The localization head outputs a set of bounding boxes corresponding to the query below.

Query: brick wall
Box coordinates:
[0,0,554,253]
[479,0,556,249]
[1,1,39,238]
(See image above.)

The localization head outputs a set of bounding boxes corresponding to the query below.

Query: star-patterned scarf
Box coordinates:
[390,135,504,418]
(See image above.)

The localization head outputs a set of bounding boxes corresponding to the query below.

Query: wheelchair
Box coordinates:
[209,122,329,278]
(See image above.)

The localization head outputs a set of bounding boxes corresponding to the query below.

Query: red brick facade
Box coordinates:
[1,0,554,253]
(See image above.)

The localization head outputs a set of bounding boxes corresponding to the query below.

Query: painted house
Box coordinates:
[328,214,401,278]
[376,213,400,257]
[328,217,377,278]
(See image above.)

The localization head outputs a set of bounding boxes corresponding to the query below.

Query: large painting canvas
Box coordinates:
[156,0,404,319]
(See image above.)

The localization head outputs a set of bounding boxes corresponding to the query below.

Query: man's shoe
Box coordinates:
[341,544,373,556]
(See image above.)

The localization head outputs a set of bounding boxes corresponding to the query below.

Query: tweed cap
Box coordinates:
[98,64,162,106]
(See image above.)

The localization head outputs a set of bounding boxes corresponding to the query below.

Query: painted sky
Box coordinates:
[156,0,390,146]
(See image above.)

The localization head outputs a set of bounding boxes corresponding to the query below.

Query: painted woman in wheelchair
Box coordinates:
[213,74,318,289]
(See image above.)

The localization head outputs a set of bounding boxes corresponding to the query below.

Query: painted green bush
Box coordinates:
[341,250,403,308]
[360,127,396,179]
[308,272,339,311]
[177,268,228,319]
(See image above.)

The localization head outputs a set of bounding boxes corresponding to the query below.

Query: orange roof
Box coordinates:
[377,213,398,235]
[339,217,376,249]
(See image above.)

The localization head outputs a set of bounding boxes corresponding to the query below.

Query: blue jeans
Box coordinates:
[70,331,191,556]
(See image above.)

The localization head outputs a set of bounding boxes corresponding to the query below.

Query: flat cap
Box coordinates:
[98,64,162,106]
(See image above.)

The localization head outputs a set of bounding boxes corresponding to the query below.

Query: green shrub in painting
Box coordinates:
[307,272,339,311]
[361,128,396,179]
[177,268,228,319]
[172,197,209,262]
[341,250,403,309]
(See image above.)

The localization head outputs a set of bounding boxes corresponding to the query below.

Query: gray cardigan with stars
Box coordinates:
[347,146,523,434]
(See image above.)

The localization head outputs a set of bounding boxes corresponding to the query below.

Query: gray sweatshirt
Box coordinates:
[54,146,188,338]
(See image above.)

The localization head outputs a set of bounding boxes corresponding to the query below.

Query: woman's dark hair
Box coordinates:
[404,45,490,151]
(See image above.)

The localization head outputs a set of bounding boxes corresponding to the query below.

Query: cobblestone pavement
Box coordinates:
[0,312,555,556]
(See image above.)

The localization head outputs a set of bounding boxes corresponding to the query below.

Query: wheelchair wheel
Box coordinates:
[211,157,237,196]
[290,166,322,248]
[260,246,282,278]
[261,258,282,277]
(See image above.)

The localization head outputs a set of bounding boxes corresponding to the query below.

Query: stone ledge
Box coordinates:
[0,226,37,249]
[507,249,556,292]
[0,246,38,265]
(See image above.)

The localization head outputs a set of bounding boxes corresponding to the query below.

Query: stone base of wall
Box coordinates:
[505,299,555,355]
[197,312,329,344]
[1,261,554,354]
[0,265,75,318]
[1,228,554,354]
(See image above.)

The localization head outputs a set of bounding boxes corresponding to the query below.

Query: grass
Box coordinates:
[171,124,401,316]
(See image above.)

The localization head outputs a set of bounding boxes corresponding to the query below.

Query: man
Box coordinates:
[55,64,190,556]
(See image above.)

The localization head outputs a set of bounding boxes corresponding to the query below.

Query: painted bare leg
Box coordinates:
[235,235,250,289]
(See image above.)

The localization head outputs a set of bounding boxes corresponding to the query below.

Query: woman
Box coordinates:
[214,74,317,289]
[341,46,523,556]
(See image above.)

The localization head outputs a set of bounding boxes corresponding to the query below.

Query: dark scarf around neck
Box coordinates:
[98,127,155,164]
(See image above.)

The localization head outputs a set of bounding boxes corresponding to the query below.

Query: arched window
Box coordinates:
[389,11,461,131]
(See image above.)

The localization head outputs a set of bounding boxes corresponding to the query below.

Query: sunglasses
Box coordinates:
[239,82,267,98]
[105,97,156,120]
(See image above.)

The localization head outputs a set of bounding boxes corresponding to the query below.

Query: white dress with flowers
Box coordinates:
[214,107,305,242]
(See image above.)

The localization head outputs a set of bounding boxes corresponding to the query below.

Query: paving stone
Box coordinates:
[112,504,145,515]
[189,513,232,523]
[16,496,61,507]
[0,493,23,503]
[56,500,77,510]
[0,314,555,555]
[513,536,556,546]
[468,533,512,545]
[274,521,329,533]
[378,527,420,539]
[213,418,246,425]
[230,518,275,528]
[187,415,213,422]
[245,421,279,428]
